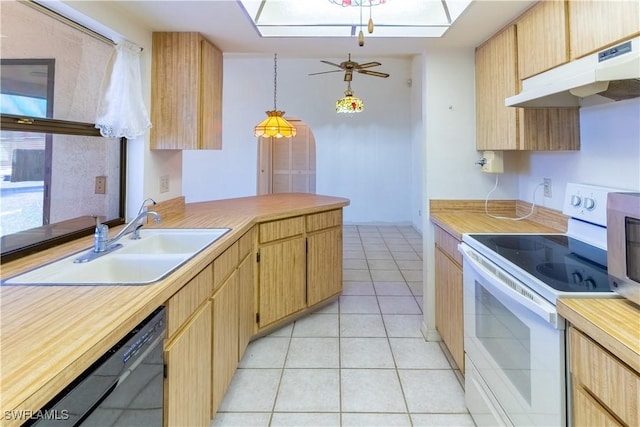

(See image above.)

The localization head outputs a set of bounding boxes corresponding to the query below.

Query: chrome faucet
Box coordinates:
[107,209,161,246]
[75,199,161,263]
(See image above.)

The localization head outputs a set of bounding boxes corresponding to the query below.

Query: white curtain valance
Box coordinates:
[95,40,151,139]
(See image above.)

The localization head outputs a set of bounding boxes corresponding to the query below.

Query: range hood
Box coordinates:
[506,37,640,108]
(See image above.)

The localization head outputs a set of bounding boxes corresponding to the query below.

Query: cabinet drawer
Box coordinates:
[165,265,213,339]
[238,227,256,260]
[434,226,462,266]
[213,242,239,292]
[572,384,623,427]
[569,327,640,426]
[259,216,305,243]
[306,210,342,232]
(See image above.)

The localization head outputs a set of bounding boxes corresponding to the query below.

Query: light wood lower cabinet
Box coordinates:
[164,300,212,427]
[163,208,344,423]
[307,226,342,306]
[257,236,307,328]
[434,225,464,373]
[257,210,343,330]
[569,326,640,426]
[236,226,257,357]
[211,270,239,415]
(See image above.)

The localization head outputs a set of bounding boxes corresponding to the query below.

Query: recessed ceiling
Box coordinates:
[98,0,537,57]
[238,0,472,39]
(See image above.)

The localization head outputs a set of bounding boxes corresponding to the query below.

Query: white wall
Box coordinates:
[517,98,640,205]
[60,0,182,220]
[420,48,521,340]
[183,55,416,225]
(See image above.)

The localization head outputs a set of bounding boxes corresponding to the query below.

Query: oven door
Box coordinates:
[460,243,566,427]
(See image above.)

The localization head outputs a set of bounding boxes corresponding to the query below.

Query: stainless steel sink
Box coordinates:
[2,228,230,285]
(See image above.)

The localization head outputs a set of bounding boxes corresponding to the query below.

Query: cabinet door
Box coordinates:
[435,247,464,373]
[238,253,255,359]
[151,32,200,150]
[572,384,623,427]
[307,227,342,306]
[569,1,640,59]
[517,0,569,79]
[258,237,306,328]
[164,301,212,427]
[476,25,580,151]
[151,32,222,150]
[200,38,222,149]
[211,270,239,415]
[475,25,519,150]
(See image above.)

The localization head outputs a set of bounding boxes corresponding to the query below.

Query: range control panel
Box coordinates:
[562,183,627,227]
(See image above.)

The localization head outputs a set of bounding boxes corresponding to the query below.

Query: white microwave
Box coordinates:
[607,192,640,305]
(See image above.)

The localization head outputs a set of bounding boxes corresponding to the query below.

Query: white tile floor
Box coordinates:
[211,225,474,427]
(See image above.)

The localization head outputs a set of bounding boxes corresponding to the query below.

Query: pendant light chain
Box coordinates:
[273,53,278,111]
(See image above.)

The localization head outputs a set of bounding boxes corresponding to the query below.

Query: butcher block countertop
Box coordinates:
[429,199,566,238]
[0,193,349,425]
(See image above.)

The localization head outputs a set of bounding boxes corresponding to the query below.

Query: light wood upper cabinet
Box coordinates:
[476,26,519,151]
[517,0,570,80]
[569,0,640,60]
[475,25,580,151]
[151,32,222,150]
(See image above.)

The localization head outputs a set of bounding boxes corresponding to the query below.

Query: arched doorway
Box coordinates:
[257,119,316,194]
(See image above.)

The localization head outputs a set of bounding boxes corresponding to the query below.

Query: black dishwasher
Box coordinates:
[26,307,165,426]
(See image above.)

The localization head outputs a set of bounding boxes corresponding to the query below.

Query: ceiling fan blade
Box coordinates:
[358,70,390,78]
[320,60,344,69]
[356,61,382,69]
[309,70,344,76]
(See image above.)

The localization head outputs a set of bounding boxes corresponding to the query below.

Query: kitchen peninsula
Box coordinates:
[0,193,349,426]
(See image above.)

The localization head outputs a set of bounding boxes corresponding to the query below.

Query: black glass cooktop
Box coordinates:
[468,234,609,293]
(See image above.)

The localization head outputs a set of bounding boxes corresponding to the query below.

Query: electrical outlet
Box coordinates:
[544,178,552,198]
[95,176,106,194]
[160,175,170,193]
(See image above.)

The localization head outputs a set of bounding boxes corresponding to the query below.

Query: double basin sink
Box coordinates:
[2,228,230,286]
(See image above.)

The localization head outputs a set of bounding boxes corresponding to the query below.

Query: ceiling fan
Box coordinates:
[309,53,390,81]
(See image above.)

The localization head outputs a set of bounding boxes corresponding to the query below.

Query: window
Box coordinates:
[0,1,125,261]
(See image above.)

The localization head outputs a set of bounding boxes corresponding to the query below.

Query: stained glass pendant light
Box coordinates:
[336,82,364,113]
[254,53,296,138]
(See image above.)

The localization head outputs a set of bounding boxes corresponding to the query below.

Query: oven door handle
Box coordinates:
[459,243,559,328]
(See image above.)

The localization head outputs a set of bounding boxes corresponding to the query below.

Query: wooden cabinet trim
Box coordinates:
[259,216,305,243]
[434,225,462,266]
[306,209,342,232]
[213,242,239,292]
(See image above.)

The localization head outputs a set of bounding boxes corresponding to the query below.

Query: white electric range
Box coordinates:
[459,183,623,427]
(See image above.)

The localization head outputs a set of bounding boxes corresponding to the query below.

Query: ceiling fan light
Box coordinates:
[254,110,297,138]
[336,85,364,113]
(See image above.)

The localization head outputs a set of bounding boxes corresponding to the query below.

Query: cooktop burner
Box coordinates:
[468,234,609,293]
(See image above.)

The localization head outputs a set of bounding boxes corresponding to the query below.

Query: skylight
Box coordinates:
[238,0,473,39]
